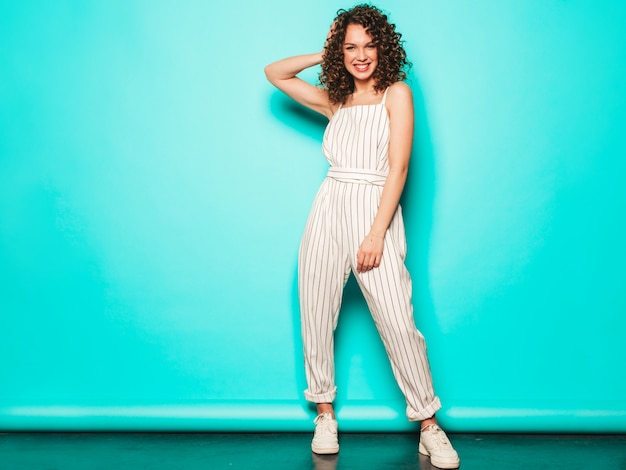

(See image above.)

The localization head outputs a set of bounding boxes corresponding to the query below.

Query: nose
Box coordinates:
[357,48,367,60]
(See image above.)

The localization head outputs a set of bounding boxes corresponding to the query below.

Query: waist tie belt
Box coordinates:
[326,167,388,187]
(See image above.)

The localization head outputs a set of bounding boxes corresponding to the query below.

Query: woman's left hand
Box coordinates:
[356,233,384,273]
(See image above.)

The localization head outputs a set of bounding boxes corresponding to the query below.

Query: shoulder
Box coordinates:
[386,81,413,103]
[385,82,413,116]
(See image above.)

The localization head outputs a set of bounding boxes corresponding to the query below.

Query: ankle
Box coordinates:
[420,417,438,431]
[317,403,335,419]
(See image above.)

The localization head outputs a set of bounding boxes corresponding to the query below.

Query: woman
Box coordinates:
[265,5,460,469]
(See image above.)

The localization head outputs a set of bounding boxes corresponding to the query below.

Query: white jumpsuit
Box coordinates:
[298,88,442,421]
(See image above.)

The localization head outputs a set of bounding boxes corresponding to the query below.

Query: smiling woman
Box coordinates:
[264,4,459,468]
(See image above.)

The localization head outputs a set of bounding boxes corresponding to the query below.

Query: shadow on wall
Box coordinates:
[269,90,328,402]
[269,92,328,144]
[402,72,438,341]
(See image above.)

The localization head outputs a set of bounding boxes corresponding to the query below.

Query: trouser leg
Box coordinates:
[353,211,442,421]
[298,192,350,404]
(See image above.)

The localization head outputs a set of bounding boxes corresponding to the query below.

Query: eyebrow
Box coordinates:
[343,41,375,46]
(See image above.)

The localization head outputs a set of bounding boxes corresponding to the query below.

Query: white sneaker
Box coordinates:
[311,413,339,454]
[418,424,460,469]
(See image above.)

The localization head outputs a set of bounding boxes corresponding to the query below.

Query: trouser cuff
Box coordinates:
[304,387,337,404]
[406,396,442,421]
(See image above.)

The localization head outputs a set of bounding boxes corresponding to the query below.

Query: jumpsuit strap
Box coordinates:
[381,87,390,105]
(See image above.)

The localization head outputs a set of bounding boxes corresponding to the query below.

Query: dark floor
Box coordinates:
[0,432,625,470]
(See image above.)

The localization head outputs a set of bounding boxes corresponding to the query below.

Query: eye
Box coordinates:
[344,45,355,50]
[366,44,376,49]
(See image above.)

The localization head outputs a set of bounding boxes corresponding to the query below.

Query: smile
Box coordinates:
[353,63,370,72]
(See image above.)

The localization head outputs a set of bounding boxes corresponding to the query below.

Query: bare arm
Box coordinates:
[264,52,334,119]
[356,82,414,273]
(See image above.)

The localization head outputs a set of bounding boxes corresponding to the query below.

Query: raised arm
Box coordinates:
[264,52,334,119]
[356,81,414,272]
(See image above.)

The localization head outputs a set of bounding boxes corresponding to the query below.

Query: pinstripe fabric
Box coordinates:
[298,89,442,421]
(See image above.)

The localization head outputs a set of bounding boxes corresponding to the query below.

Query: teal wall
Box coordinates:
[1,0,625,432]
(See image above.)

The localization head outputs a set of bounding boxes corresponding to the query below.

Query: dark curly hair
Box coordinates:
[320,4,410,104]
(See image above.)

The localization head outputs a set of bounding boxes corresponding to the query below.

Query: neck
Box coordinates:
[352,77,376,95]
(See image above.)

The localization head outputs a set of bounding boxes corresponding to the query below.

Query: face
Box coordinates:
[342,23,378,82]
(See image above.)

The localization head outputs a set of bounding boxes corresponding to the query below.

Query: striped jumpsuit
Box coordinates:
[298,88,442,421]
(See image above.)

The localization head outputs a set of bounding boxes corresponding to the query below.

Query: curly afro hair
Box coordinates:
[320,4,410,104]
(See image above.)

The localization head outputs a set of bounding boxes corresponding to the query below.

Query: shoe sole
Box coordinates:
[311,445,339,455]
[418,443,460,469]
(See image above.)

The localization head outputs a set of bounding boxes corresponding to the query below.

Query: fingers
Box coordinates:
[362,258,378,272]
[362,254,380,270]
[357,256,380,273]
[356,235,384,272]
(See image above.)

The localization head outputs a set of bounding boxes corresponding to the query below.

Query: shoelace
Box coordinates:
[314,413,335,433]
[423,425,451,449]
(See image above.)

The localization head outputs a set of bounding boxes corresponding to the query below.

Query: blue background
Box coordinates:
[1,0,625,432]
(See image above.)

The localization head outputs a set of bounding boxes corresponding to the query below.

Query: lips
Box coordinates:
[353,63,370,72]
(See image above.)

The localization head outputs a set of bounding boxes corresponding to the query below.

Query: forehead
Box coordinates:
[343,23,373,43]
